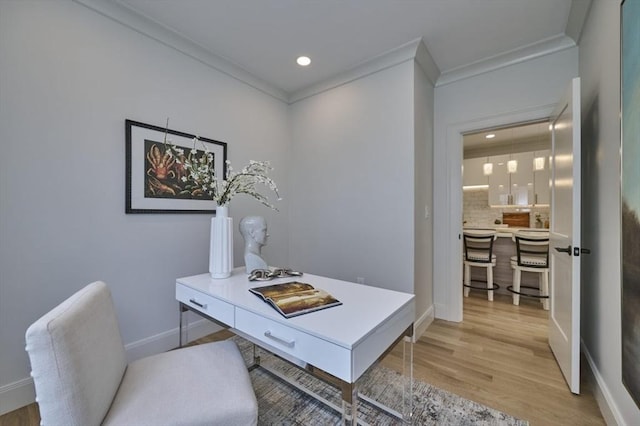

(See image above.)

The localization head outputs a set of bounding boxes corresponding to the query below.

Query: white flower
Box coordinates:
[163,134,280,210]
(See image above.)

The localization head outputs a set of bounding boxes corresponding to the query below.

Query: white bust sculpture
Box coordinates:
[239,216,269,274]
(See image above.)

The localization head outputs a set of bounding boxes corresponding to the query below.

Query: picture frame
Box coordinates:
[125,119,227,214]
[620,0,640,409]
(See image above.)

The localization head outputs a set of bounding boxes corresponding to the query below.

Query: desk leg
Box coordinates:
[340,382,358,425]
[178,302,189,348]
[402,331,414,424]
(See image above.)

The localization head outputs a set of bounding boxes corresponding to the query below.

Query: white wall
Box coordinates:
[288,61,415,293]
[413,62,435,335]
[579,0,640,423]
[433,48,579,321]
[0,1,290,413]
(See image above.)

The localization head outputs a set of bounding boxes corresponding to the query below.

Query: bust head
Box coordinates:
[239,216,269,273]
[239,216,268,250]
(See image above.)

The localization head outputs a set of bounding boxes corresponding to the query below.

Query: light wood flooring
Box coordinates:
[0,291,604,426]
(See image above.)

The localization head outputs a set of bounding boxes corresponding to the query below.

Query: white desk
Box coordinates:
[176,268,415,425]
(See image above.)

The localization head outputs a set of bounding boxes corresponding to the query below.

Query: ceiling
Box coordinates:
[108,0,584,100]
[463,121,552,159]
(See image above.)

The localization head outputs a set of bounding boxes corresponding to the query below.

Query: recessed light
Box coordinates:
[485,133,496,139]
[296,56,311,66]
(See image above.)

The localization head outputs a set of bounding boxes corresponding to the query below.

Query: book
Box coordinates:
[249,281,342,318]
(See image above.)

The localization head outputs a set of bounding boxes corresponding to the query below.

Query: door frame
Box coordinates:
[445,104,558,322]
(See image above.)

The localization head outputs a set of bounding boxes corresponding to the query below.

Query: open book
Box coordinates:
[249,281,342,318]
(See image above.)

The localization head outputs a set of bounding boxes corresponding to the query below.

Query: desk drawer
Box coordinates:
[235,308,351,382]
[176,283,235,327]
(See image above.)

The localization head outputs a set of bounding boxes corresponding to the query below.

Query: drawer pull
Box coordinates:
[189,298,207,309]
[264,330,295,348]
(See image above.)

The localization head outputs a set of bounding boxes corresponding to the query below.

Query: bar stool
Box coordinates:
[463,230,499,301]
[508,231,550,310]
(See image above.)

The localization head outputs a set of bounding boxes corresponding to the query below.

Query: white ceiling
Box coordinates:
[463,121,552,160]
[109,0,582,99]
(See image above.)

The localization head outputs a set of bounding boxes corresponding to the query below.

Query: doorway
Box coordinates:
[461,120,551,305]
[439,104,557,323]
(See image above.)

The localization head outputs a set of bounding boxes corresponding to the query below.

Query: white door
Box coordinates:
[549,77,581,394]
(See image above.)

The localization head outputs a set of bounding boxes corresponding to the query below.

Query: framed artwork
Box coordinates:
[621,0,640,409]
[125,119,227,213]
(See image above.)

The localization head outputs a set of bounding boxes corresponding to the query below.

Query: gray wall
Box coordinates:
[433,47,579,321]
[413,62,435,330]
[0,1,290,412]
[288,61,415,293]
[579,0,640,423]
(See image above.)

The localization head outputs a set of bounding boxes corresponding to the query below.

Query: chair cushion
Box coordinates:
[465,251,497,262]
[25,281,127,426]
[103,340,258,426]
[510,255,548,267]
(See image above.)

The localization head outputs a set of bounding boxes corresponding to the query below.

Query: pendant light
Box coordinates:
[483,157,493,175]
[507,127,517,173]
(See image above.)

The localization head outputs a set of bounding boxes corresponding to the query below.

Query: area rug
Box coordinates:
[230,336,528,425]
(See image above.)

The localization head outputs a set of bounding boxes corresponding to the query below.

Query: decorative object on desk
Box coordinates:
[162,118,280,279]
[230,336,528,425]
[621,0,640,409]
[209,205,233,278]
[125,119,226,213]
[239,216,268,273]
[248,268,303,281]
[249,282,341,318]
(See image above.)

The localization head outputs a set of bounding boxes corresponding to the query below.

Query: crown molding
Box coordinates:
[72,0,579,104]
[289,38,435,104]
[565,0,593,45]
[436,34,577,88]
[415,39,441,86]
[73,0,289,103]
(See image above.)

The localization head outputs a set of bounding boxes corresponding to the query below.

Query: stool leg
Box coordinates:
[512,268,521,306]
[487,266,494,301]
[542,270,549,310]
[464,263,470,297]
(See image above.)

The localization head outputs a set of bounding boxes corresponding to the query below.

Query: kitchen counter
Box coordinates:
[464,226,549,238]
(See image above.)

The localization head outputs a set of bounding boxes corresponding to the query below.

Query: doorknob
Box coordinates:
[554,245,572,255]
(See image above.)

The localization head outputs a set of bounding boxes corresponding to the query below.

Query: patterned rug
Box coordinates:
[231,336,528,425]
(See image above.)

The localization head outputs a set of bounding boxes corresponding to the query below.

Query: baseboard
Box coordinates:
[0,319,220,416]
[581,340,624,425]
[124,318,221,363]
[0,377,36,417]
[414,305,435,341]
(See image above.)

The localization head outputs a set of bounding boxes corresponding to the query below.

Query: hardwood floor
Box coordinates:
[382,292,605,425]
[0,291,604,426]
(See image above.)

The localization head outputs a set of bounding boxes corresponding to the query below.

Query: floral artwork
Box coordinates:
[143,139,211,200]
[125,119,227,213]
[126,119,280,214]
[621,0,640,409]
[163,132,280,210]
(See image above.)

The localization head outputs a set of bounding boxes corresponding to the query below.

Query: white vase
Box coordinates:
[209,205,234,279]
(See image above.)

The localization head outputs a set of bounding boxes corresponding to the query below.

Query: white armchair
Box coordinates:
[25,281,258,426]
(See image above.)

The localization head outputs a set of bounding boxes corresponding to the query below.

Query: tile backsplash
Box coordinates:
[463,188,549,228]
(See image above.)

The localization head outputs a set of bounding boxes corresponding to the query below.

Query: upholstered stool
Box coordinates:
[508,231,550,310]
[463,230,499,301]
